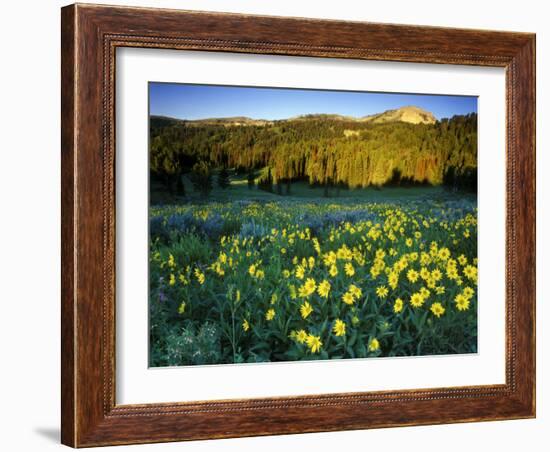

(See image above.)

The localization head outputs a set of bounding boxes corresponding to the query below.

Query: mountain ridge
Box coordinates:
[152,106,438,127]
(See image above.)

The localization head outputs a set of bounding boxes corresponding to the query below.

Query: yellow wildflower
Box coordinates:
[430,302,445,318]
[419,287,430,299]
[323,251,337,266]
[447,266,459,280]
[420,267,430,280]
[194,269,205,285]
[369,338,380,352]
[342,292,355,305]
[463,265,478,281]
[388,271,399,289]
[312,238,321,255]
[317,280,331,298]
[300,301,313,319]
[407,269,419,283]
[463,287,475,299]
[306,334,323,353]
[393,298,403,313]
[333,319,346,337]
[420,252,431,266]
[455,294,470,311]
[376,286,389,299]
[438,247,451,261]
[338,245,353,260]
[296,329,308,343]
[178,301,186,314]
[344,262,355,277]
[349,284,362,299]
[265,308,276,321]
[168,254,175,268]
[304,277,316,295]
[242,319,250,332]
[410,292,425,308]
[431,269,443,281]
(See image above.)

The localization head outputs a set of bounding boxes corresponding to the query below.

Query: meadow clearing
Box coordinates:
[149,178,477,366]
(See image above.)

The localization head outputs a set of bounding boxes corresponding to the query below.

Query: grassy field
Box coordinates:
[149,178,478,367]
[151,173,474,204]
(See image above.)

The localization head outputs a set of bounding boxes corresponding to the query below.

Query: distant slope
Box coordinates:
[361,106,436,125]
[149,115,182,129]
[289,107,436,125]
[186,116,272,126]
[151,106,437,127]
[288,113,356,122]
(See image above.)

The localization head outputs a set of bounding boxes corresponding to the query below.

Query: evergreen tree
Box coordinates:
[176,175,186,196]
[190,161,213,198]
[258,168,274,193]
[247,170,255,190]
[150,113,478,192]
[217,167,231,189]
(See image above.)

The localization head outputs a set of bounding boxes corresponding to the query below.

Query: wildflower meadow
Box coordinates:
[149,193,477,366]
[148,83,478,367]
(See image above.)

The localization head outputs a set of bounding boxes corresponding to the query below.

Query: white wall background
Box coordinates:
[0,1,545,450]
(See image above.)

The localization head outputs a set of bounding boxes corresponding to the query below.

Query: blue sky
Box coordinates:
[149,82,477,121]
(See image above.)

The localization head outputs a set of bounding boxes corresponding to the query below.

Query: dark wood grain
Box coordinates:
[61,3,536,447]
[60,5,76,447]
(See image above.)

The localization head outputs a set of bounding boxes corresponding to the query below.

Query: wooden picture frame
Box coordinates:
[61,3,536,447]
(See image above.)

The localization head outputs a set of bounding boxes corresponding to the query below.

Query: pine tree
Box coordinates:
[276,181,283,196]
[190,161,213,198]
[150,113,478,192]
[247,170,255,190]
[217,167,231,189]
[258,168,273,193]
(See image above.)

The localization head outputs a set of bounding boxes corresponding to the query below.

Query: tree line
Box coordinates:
[150,113,477,194]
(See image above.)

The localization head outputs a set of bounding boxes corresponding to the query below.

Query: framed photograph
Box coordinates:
[61,3,536,447]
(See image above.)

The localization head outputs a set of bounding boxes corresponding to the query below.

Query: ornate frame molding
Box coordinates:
[62,4,535,447]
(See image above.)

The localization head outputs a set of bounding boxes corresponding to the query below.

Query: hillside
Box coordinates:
[187,116,271,127]
[149,108,477,192]
[361,106,436,125]
[152,106,437,128]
